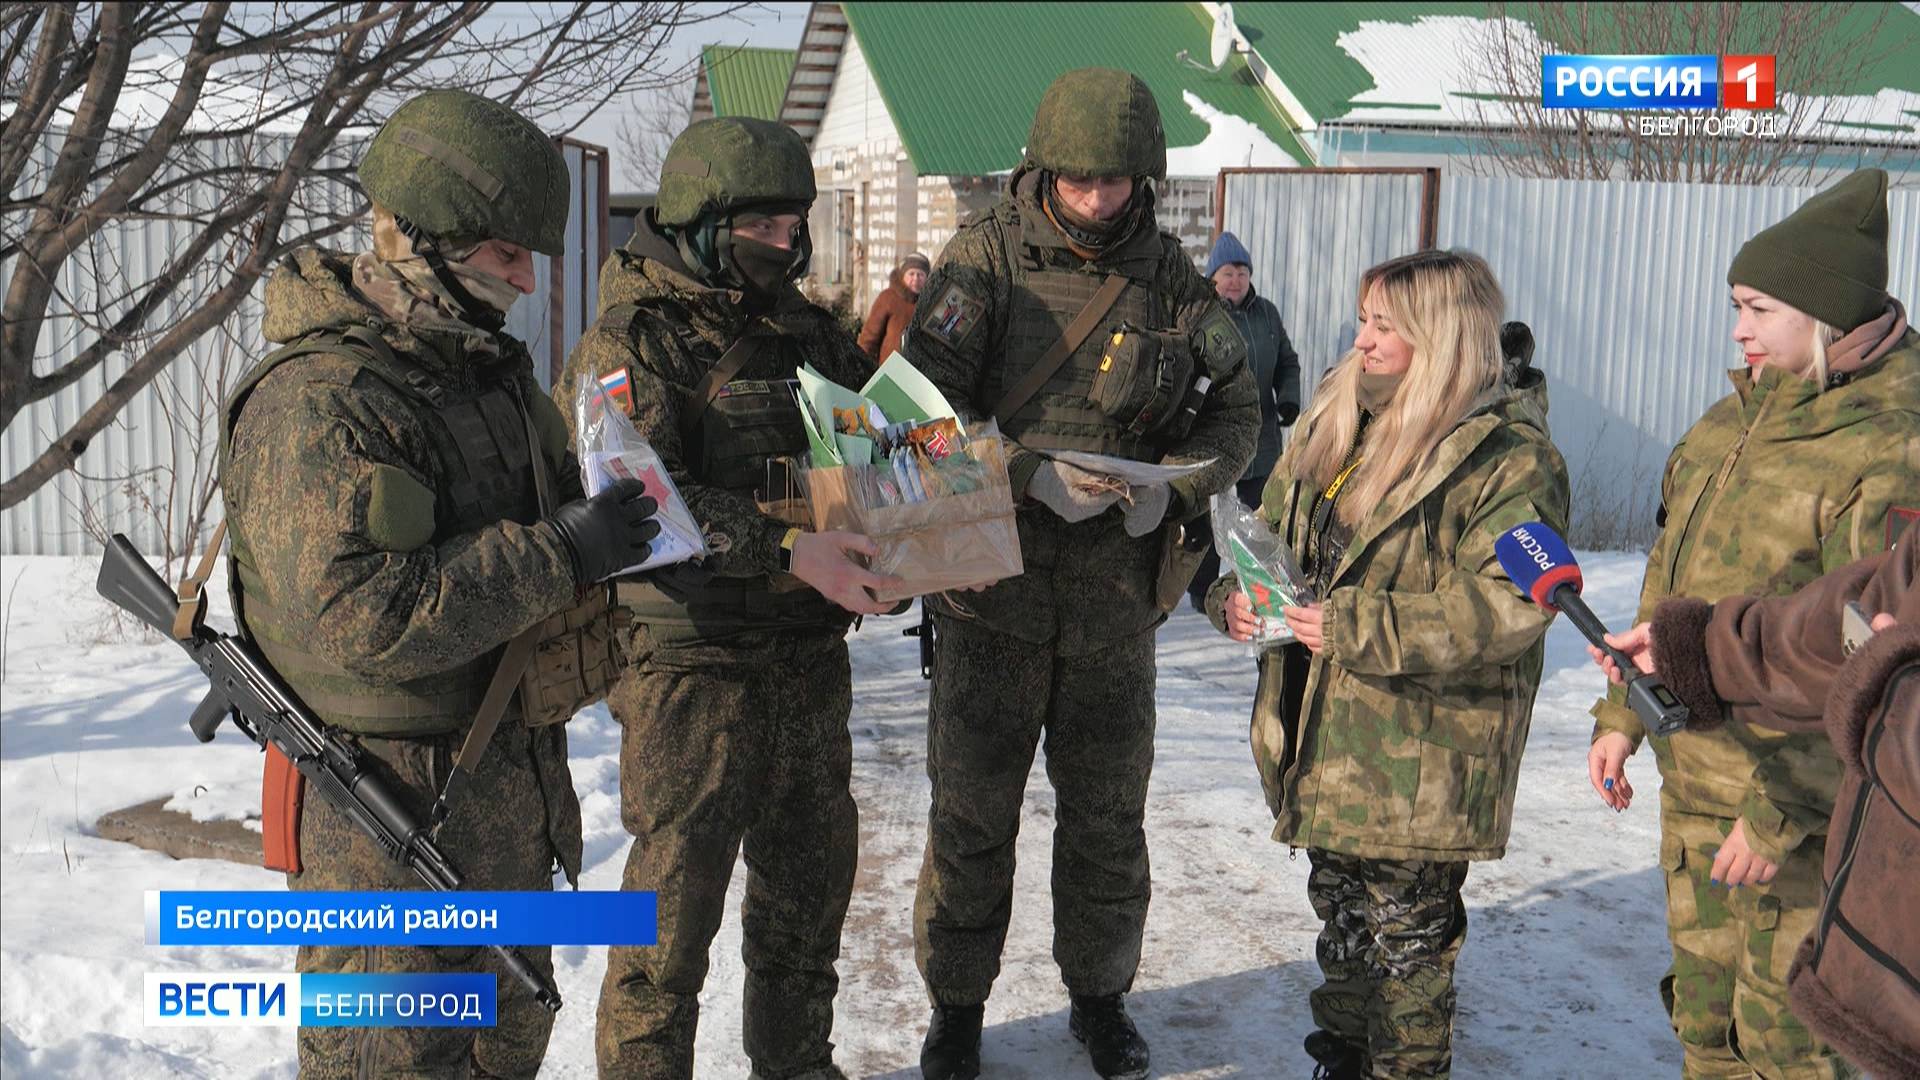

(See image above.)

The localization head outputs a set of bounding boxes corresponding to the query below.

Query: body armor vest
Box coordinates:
[220,328,566,735]
[989,196,1175,463]
[604,312,847,638]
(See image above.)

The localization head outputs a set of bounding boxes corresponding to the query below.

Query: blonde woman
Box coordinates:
[1587,168,1919,1080]
[1206,249,1569,1078]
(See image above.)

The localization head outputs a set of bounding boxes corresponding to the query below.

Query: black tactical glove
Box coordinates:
[1278,401,1299,427]
[545,479,661,585]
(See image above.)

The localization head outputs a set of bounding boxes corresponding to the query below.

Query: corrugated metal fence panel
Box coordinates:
[1437,176,1918,535]
[1219,170,1428,408]
[5,134,607,556]
[3,130,365,558]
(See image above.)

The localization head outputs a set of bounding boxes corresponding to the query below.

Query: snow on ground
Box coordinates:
[1,551,1677,1079]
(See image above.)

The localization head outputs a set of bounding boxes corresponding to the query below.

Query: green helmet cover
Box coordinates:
[359,89,569,256]
[655,116,817,227]
[1026,67,1166,182]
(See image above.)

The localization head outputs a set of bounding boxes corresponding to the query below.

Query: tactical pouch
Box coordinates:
[1090,325,1196,439]
[700,380,807,492]
[516,585,629,727]
[1153,516,1212,614]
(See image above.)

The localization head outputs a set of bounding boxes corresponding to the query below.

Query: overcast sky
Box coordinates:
[567,1,811,192]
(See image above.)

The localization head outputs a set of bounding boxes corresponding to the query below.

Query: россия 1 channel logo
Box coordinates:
[1541,55,1776,109]
[1541,54,1780,137]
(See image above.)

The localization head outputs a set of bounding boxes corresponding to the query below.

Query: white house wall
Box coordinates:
[808,27,909,312]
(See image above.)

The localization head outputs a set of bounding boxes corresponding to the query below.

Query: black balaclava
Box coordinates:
[673,203,813,305]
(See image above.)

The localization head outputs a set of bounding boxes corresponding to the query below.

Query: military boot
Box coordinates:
[920,1003,984,1080]
[1068,993,1150,1080]
[1303,1029,1364,1079]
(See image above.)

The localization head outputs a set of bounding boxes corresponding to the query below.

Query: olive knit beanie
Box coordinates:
[1727,167,1890,331]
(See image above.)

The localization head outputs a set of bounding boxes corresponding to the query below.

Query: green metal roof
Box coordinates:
[840,2,1312,175]
[701,45,796,122]
[1227,2,1920,124]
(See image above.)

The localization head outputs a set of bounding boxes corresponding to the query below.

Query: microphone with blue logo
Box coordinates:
[1494,521,1689,735]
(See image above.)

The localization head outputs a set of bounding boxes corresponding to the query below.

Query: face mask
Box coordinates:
[1356,371,1406,414]
[729,234,798,297]
[447,259,525,318]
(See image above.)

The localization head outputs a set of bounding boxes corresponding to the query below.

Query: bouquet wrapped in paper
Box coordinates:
[1211,493,1311,645]
[573,372,708,576]
[793,353,1022,602]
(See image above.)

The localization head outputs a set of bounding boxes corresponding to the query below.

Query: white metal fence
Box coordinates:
[1217,168,1435,399]
[1219,169,1919,547]
[2,134,608,557]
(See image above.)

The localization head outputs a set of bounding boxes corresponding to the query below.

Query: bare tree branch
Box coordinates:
[3,1,721,512]
[1463,2,1909,186]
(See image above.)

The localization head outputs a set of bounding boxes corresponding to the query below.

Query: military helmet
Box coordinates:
[359,89,569,256]
[654,116,817,228]
[1026,67,1166,182]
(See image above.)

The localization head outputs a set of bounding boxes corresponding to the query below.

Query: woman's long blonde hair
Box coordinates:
[1293,249,1506,524]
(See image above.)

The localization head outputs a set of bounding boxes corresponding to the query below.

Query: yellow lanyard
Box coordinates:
[1321,456,1365,503]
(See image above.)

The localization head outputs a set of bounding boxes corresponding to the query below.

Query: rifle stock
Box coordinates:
[97,534,189,639]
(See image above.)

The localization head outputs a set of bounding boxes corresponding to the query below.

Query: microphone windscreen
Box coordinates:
[1494,521,1583,612]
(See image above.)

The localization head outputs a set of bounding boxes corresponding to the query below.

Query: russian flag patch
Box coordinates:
[598,367,633,413]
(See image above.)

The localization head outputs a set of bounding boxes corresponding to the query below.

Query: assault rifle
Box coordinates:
[96,533,562,1012]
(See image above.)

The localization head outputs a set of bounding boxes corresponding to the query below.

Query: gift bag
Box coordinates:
[1212,493,1311,645]
[573,372,708,575]
[801,421,1023,602]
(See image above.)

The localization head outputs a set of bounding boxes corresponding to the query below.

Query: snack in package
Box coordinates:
[573,372,708,576]
[1211,493,1311,645]
[794,353,1022,601]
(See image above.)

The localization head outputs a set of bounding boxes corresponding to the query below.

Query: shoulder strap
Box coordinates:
[681,335,765,443]
[430,623,541,834]
[992,273,1129,423]
[172,519,229,641]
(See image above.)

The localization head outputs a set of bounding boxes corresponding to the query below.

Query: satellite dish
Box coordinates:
[1211,3,1236,68]
[1178,4,1241,73]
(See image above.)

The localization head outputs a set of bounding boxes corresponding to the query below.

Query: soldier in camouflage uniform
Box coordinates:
[220,90,661,1079]
[1588,169,1919,1080]
[560,116,893,1080]
[904,68,1259,1080]
[1209,250,1570,1078]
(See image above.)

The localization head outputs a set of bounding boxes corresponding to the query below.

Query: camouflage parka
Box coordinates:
[222,248,583,736]
[557,218,876,646]
[220,247,586,879]
[1590,334,1920,864]
[905,171,1258,653]
[1244,373,1570,861]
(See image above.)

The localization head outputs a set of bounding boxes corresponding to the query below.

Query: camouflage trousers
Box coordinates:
[290,725,579,1080]
[1305,850,1469,1080]
[914,617,1156,1005]
[596,629,857,1080]
[1658,807,1856,1080]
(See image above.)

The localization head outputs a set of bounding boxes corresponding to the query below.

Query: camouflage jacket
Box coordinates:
[222,248,582,735]
[557,221,875,644]
[905,178,1259,651]
[1592,334,1920,863]
[1251,375,1569,861]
